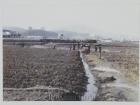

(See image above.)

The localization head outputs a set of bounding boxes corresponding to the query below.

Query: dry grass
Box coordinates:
[89,47,139,84]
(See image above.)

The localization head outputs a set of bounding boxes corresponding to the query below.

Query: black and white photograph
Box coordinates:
[0,0,140,103]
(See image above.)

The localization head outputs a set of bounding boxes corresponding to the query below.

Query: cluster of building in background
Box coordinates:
[3,26,138,44]
[3,27,64,40]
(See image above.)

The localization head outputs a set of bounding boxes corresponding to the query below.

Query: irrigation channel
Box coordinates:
[80,51,98,101]
[31,45,98,100]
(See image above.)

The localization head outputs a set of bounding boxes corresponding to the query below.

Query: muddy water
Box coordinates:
[30,45,70,50]
[80,51,98,101]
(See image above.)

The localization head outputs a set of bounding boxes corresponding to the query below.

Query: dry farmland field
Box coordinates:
[85,42,139,101]
[101,46,139,84]
[3,45,88,101]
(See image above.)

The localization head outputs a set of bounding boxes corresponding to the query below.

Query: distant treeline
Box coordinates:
[41,39,97,43]
[3,38,97,43]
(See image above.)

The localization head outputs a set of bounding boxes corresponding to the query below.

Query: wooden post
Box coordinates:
[77,42,80,49]
[99,46,102,59]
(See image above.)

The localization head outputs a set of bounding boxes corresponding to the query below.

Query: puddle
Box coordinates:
[93,66,120,73]
[102,83,138,91]
[31,45,47,48]
[31,45,70,50]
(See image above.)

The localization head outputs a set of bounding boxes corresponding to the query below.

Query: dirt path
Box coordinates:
[83,53,139,101]
[4,85,70,92]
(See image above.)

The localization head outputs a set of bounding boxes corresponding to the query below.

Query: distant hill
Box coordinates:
[3,27,27,33]
[22,29,58,39]
[56,30,92,40]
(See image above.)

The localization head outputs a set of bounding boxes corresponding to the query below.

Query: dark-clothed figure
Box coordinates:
[95,46,98,52]
[73,44,76,50]
[87,45,91,53]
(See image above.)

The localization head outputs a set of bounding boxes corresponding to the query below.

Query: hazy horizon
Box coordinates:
[2,0,140,41]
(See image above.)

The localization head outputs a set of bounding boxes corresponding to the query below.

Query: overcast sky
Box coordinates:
[1,0,140,40]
